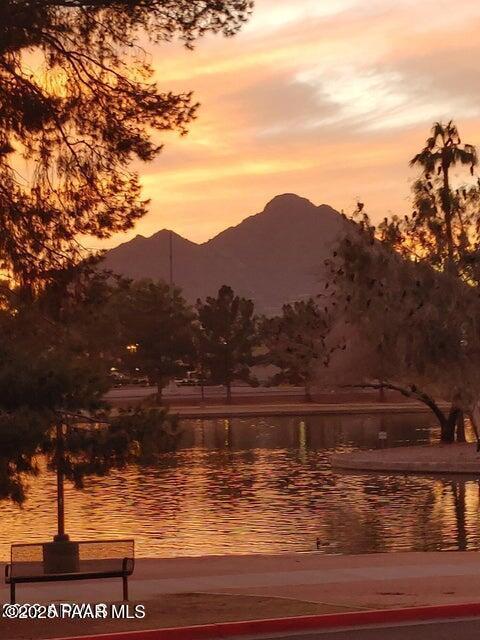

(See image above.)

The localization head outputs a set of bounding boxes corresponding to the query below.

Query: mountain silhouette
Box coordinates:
[102,193,347,314]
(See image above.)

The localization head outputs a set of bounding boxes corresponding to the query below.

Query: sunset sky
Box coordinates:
[103,0,480,247]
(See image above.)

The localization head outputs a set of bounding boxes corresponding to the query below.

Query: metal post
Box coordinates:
[54,423,69,542]
[378,429,387,449]
[200,354,205,405]
[169,230,174,291]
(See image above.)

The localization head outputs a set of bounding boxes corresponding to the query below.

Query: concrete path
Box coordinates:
[3,552,480,609]
[102,398,440,419]
[332,442,480,474]
[167,402,439,419]
[104,385,446,417]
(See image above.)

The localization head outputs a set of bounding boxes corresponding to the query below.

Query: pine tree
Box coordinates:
[196,286,258,403]
[0,1,252,284]
[115,280,195,402]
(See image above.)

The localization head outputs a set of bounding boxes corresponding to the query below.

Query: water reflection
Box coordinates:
[1,413,479,559]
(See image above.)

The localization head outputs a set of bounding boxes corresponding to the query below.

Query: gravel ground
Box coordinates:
[0,592,360,640]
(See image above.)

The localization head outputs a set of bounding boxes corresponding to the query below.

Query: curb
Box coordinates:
[170,403,438,420]
[54,602,480,640]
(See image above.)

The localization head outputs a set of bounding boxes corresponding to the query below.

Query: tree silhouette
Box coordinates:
[261,299,336,402]
[329,214,480,442]
[196,286,258,403]
[408,121,478,269]
[116,280,195,402]
[328,222,480,442]
[0,274,181,509]
[0,1,253,285]
[330,121,480,443]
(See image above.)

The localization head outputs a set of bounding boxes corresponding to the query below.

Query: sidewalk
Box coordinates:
[104,385,448,417]
[169,402,441,419]
[2,552,480,638]
[3,551,480,608]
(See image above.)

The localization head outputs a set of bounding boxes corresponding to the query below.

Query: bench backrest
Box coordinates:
[10,539,134,578]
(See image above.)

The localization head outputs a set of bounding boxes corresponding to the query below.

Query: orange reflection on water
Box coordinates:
[1,415,479,560]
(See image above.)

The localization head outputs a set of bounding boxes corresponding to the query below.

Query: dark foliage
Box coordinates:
[196,285,258,401]
[0,0,253,283]
[261,298,336,399]
[115,279,196,395]
[0,272,183,504]
[329,122,480,443]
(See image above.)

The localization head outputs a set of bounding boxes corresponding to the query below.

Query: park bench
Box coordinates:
[5,539,134,604]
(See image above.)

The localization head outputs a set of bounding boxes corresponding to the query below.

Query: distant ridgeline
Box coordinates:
[102,194,349,315]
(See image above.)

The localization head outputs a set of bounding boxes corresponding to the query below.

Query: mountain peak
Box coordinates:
[264,193,314,212]
[151,229,180,239]
[103,194,348,314]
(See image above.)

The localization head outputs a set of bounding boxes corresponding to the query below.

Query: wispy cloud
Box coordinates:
[101,0,480,247]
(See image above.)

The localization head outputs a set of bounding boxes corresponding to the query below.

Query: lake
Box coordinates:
[1,412,479,559]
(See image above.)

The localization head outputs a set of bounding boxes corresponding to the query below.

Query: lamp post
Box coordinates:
[220,337,231,403]
[43,422,79,574]
[54,423,69,542]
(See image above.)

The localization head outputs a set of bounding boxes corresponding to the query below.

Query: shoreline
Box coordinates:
[168,401,445,419]
[105,385,450,418]
[331,442,480,474]
[106,393,448,418]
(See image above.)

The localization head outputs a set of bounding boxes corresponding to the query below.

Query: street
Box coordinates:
[259,618,480,639]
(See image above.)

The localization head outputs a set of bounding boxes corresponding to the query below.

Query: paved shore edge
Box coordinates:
[169,401,443,419]
[331,442,480,474]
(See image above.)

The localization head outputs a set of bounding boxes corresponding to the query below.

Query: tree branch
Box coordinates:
[343,380,448,426]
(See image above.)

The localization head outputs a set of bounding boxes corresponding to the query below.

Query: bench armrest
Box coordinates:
[122,557,135,574]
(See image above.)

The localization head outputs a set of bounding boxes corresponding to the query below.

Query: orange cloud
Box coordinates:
[98,0,480,249]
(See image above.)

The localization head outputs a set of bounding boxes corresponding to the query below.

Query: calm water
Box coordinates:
[1,413,479,560]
